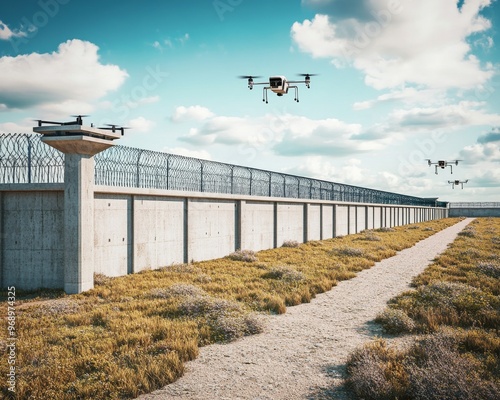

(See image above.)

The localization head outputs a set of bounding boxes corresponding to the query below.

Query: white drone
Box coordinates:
[426,159,461,174]
[448,179,468,189]
[239,74,317,103]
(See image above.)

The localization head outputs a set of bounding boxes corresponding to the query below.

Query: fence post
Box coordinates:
[136,149,144,188]
[26,135,32,184]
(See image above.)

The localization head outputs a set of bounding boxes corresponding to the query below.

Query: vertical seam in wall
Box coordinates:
[235,200,241,251]
[365,206,369,230]
[332,204,337,238]
[319,203,323,240]
[273,202,278,248]
[347,205,351,235]
[183,198,189,263]
[128,195,134,274]
[303,203,308,243]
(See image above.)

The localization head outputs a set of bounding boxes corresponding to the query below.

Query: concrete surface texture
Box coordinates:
[0,185,447,293]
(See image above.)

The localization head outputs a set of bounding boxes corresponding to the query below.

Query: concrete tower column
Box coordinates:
[34,122,121,293]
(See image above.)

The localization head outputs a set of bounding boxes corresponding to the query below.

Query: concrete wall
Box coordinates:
[449,208,500,217]
[0,189,64,290]
[0,185,448,291]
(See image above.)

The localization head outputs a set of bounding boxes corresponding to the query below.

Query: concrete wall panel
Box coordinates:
[187,199,236,262]
[133,196,185,271]
[349,206,357,234]
[307,204,321,241]
[373,207,381,229]
[356,206,366,233]
[94,194,131,277]
[276,203,304,245]
[336,205,349,236]
[322,205,334,239]
[1,191,64,290]
[366,207,374,230]
[240,201,275,251]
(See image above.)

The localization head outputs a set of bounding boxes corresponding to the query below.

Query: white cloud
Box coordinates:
[176,107,388,157]
[387,101,500,130]
[171,105,215,123]
[459,142,500,164]
[0,120,33,133]
[162,146,211,160]
[128,116,155,133]
[272,116,375,156]
[353,87,447,110]
[152,34,189,51]
[285,155,435,195]
[0,20,26,40]
[0,39,128,110]
[292,0,495,90]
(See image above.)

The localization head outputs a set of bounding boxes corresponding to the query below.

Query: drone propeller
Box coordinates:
[238,75,262,79]
[238,75,263,90]
[67,114,89,125]
[98,124,130,135]
[296,73,318,87]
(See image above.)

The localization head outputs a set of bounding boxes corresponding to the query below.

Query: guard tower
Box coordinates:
[33,116,122,294]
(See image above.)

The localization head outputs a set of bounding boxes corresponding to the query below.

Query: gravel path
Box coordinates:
[137,218,473,400]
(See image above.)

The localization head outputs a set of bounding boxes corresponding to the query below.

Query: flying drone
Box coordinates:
[426,159,461,174]
[97,123,130,136]
[239,74,317,103]
[34,114,89,127]
[448,179,468,189]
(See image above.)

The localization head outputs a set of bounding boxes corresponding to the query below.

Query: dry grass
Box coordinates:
[0,218,460,400]
[347,218,500,399]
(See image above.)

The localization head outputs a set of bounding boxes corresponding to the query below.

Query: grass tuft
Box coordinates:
[150,284,206,299]
[282,240,300,248]
[262,265,305,282]
[333,246,366,257]
[227,249,258,262]
[375,308,416,334]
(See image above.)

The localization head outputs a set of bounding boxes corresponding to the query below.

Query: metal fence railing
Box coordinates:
[449,202,500,208]
[1,133,446,207]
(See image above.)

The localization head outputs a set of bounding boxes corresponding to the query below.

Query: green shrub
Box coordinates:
[375,308,416,334]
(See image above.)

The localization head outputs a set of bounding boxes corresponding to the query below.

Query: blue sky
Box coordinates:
[1,0,500,202]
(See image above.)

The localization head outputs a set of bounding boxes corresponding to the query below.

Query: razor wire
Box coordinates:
[1,133,445,207]
[0,133,64,183]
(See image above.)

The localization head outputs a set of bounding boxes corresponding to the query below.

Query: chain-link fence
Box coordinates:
[1,133,446,207]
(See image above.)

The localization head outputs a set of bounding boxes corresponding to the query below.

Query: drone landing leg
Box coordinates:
[435,166,438,175]
[262,87,268,104]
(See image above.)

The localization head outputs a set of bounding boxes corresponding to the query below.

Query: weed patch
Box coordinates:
[227,249,258,262]
[262,265,305,282]
[282,240,300,248]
